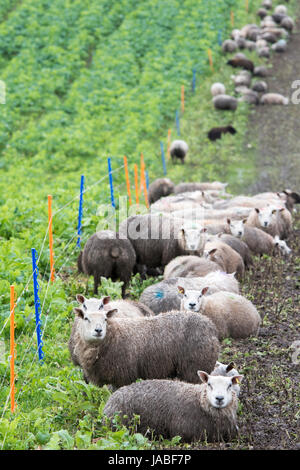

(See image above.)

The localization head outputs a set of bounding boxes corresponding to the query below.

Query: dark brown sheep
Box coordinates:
[148,177,175,204]
[78,230,136,297]
[227,58,254,73]
[207,126,237,141]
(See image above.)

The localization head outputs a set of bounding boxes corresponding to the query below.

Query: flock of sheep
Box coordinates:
[68,2,299,444]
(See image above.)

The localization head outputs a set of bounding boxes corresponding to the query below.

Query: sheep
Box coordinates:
[260,93,289,105]
[169,140,189,163]
[203,240,245,278]
[119,214,206,273]
[246,40,257,51]
[222,39,238,53]
[274,5,287,16]
[231,71,252,87]
[213,94,238,111]
[174,181,229,194]
[271,39,287,52]
[260,31,277,43]
[252,81,268,93]
[68,307,220,388]
[179,287,261,340]
[215,233,253,268]
[257,46,270,58]
[246,207,292,239]
[280,16,295,32]
[211,82,226,96]
[103,372,243,442]
[273,235,292,257]
[139,271,239,314]
[261,0,272,10]
[210,362,242,396]
[282,189,300,212]
[77,230,136,297]
[148,178,175,204]
[207,125,237,141]
[227,57,254,73]
[272,13,287,25]
[163,255,221,280]
[257,8,268,19]
[226,219,275,255]
[238,89,259,105]
[253,66,270,77]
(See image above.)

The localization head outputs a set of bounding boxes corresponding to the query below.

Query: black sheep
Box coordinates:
[208,126,237,141]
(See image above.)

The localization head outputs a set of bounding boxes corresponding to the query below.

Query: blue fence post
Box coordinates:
[76,174,85,249]
[218,30,222,46]
[31,248,44,363]
[175,110,180,136]
[160,142,167,176]
[108,157,115,208]
[145,170,150,191]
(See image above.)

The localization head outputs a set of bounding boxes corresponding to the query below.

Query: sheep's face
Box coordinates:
[227,219,245,238]
[180,227,206,252]
[178,286,209,312]
[256,207,276,228]
[198,371,243,409]
[74,309,117,344]
[274,236,292,257]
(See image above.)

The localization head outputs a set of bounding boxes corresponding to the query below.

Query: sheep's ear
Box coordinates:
[201,287,209,296]
[103,296,111,305]
[279,207,285,212]
[226,362,235,373]
[106,309,118,319]
[255,208,260,213]
[76,294,85,304]
[74,307,84,318]
[272,208,277,214]
[231,375,244,385]
[201,227,207,233]
[178,286,185,295]
[208,248,217,256]
[197,370,209,383]
[242,219,247,224]
[217,232,222,238]
[227,218,231,225]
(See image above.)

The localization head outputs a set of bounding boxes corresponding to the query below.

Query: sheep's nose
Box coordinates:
[216,396,224,405]
[189,303,196,309]
[94,327,102,335]
[264,221,268,227]
[190,245,196,250]
[238,231,242,236]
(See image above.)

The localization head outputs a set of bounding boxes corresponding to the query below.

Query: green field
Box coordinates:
[0,0,298,450]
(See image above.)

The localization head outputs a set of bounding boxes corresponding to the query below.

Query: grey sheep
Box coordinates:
[174,181,228,193]
[227,219,275,255]
[77,230,136,297]
[148,178,175,205]
[68,307,220,388]
[164,255,220,280]
[217,233,253,268]
[103,371,243,442]
[139,271,239,314]
[213,94,238,111]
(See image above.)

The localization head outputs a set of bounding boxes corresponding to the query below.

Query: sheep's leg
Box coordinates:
[121,282,126,299]
[93,274,100,295]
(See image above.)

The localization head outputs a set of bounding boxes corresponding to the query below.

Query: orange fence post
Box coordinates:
[245,0,248,12]
[134,164,139,205]
[181,85,185,114]
[10,285,15,413]
[123,156,132,206]
[207,49,214,72]
[231,10,234,27]
[48,195,55,282]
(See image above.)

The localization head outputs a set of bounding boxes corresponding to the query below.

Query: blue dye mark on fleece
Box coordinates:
[155,290,164,299]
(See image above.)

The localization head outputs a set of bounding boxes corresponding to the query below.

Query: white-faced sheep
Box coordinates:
[273,235,292,257]
[163,255,220,280]
[260,93,289,105]
[148,178,175,204]
[203,240,245,278]
[210,361,242,396]
[103,372,243,442]
[246,207,292,239]
[169,140,189,163]
[226,219,275,255]
[68,307,220,388]
[179,287,261,340]
[211,82,226,97]
[139,271,239,314]
[77,230,136,297]
[213,94,238,111]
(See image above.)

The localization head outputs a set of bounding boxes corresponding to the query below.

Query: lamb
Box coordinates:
[273,235,292,257]
[260,93,289,105]
[227,57,254,73]
[203,240,245,278]
[210,361,242,396]
[148,178,175,204]
[139,271,239,314]
[216,233,253,268]
[227,219,275,255]
[179,287,261,340]
[103,372,243,442]
[77,230,136,297]
[169,140,189,163]
[213,94,238,111]
[68,307,220,388]
[210,82,226,96]
[207,126,237,141]
[163,255,220,280]
[119,214,206,273]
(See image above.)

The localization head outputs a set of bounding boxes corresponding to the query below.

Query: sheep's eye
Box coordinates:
[83,304,87,310]
[84,317,89,322]
[98,304,104,310]
[228,384,232,390]
[208,383,213,389]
